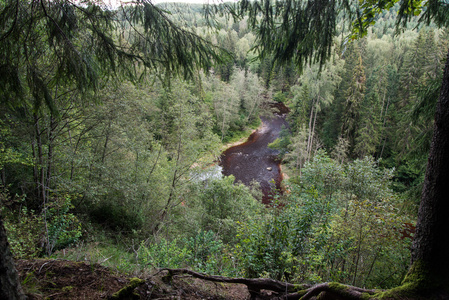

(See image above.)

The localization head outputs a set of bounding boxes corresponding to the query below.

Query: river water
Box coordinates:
[220,103,289,203]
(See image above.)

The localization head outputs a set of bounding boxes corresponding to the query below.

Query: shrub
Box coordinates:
[137,238,191,269]
[44,194,82,254]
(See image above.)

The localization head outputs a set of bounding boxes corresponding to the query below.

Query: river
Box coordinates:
[220,103,289,203]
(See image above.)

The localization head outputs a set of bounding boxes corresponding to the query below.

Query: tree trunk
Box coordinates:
[306,99,315,162]
[407,47,449,290]
[33,113,46,207]
[46,115,56,202]
[309,101,319,161]
[0,215,26,300]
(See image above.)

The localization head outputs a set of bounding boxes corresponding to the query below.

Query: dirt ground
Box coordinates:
[16,259,250,299]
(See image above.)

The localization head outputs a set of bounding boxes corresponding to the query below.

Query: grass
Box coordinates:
[50,232,149,277]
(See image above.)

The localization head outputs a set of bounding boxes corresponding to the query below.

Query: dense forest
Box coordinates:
[1,0,449,298]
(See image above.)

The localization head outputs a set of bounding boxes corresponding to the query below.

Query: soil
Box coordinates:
[16,259,250,299]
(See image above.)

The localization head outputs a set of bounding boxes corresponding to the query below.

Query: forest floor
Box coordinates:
[16,259,250,299]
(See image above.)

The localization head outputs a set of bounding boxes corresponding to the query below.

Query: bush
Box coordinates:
[2,205,43,258]
[185,230,226,274]
[181,176,262,244]
[1,189,82,257]
[138,238,191,269]
[137,230,236,275]
[233,152,413,287]
[234,192,320,281]
[44,194,82,254]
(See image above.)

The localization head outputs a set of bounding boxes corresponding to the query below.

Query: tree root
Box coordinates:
[159,268,308,298]
[157,268,381,300]
[290,282,378,300]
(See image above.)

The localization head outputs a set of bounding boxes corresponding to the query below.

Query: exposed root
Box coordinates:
[158,268,383,300]
[156,268,449,300]
[292,282,378,300]
[159,268,310,298]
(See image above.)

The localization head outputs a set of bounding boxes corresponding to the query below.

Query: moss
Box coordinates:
[111,277,145,300]
[293,283,310,292]
[292,285,308,297]
[377,260,445,300]
[327,282,375,300]
[402,260,433,287]
[328,282,350,292]
[362,293,375,300]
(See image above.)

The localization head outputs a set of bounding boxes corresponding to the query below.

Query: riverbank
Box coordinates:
[220,119,262,152]
[221,128,259,151]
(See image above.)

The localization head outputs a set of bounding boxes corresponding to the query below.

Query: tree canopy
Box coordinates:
[208,0,449,297]
[1,0,449,298]
[210,0,448,71]
[0,0,227,112]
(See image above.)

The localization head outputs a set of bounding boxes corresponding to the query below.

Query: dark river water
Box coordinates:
[220,103,289,203]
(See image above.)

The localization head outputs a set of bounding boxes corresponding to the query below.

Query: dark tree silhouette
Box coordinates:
[0,216,25,300]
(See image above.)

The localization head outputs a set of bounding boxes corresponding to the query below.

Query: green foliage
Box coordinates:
[0,119,31,170]
[49,229,140,274]
[1,189,81,257]
[288,84,310,133]
[185,230,226,274]
[1,191,43,258]
[273,91,287,103]
[0,0,441,291]
[137,230,233,275]
[341,50,366,154]
[202,68,264,142]
[297,153,410,287]
[268,126,291,159]
[300,150,346,200]
[0,0,227,112]
[353,0,449,39]
[1,188,81,257]
[234,189,328,281]
[219,0,342,73]
[234,152,412,288]
[138,238,191,269]
[44,194,82,254]
[185,176,262,243]
[322,197,411,287]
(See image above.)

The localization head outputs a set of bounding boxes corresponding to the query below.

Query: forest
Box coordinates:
[1,0,449,299]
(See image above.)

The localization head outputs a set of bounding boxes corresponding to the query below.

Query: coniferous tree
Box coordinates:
[353,67,383,158]
[341,53,366,156]
[354,90,381,157]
